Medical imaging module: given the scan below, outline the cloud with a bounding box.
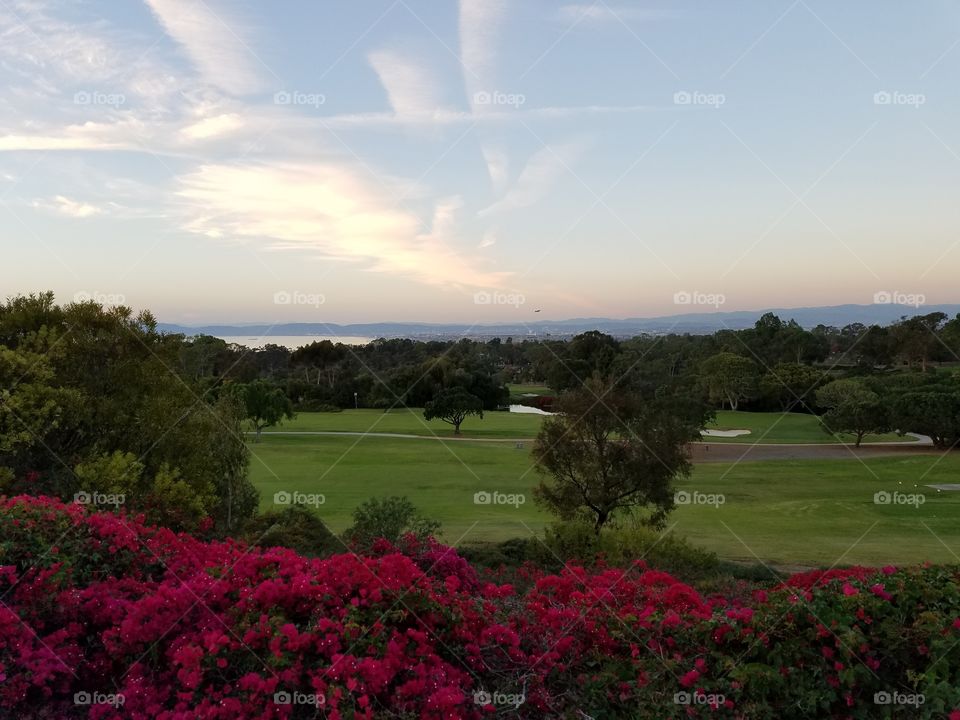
[368,49,445,119]
[478,230,497,248]
[175,163,509,288]
[556,5,680,23]
[479,140,586,216]
[458,0,509,110]
[180,112,244,140]
[143,0,267,95]
[33,195,103,218]
[482,146,510,194]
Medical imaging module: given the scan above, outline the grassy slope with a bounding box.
[248,433,960,565]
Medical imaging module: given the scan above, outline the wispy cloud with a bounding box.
[175,163,509,288]
[368,49,446,119]
[143,0,267,95]
[459,0,509,108]
[479,140,587,216]
[556,5,681,23]
[32,195,103,218]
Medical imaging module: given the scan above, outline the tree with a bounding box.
[423,387,483,434]
[890,390,960,449]
[231,379,294,441]
[699,352,759,411]
[0,293,253,532]
[759,362,827,411]
[890,313,949,370]
[343,496,441,551]
[816,379,888,447]
[532,378,699,533]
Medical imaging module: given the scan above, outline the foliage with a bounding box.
[343,495,441,551]
[2,497,960,718]
[228,379,295,441]
[533,378,699,532]
[699,352,759,411]
[816,378,889,446]
[0,293,253,532]
[240,504,339,557]
[422,387,484,434]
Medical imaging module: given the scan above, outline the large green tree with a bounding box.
[816,379,889,447]
[533,378,700,533]
[230,379,295,441]
[699,352,759,411]
[423,387,483,434]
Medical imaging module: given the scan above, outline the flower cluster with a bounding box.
[1,496,959,718]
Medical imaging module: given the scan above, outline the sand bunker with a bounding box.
[509,404,554,415]
[701,429,752,438]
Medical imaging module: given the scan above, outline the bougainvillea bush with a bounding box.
[2,496,960,719]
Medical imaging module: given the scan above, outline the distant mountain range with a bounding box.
[157,303,960,342]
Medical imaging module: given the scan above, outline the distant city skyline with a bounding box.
[2,1,960,322]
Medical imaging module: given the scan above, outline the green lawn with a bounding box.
[248,434,547,541]
[674,454,960,566]
[706,410,910,444]
[247,433,960,565]
[276,408,543,438]
[272,408,911,445]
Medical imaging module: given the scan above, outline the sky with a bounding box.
[1,0,959,325]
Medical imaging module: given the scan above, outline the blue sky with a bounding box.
[1,0,959,324]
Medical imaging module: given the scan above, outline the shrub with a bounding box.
[239,504,340,557]
[1,496,960,719]
[343,496,441,552]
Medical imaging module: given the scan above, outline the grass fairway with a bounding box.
[248,433,960,565]
[676,455,960,566]
[249,434,549,541]
[273,409,910,444]
[706,410,909,444]
[277,408,543,438]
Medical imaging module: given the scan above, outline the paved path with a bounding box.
[255,431,536,443]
